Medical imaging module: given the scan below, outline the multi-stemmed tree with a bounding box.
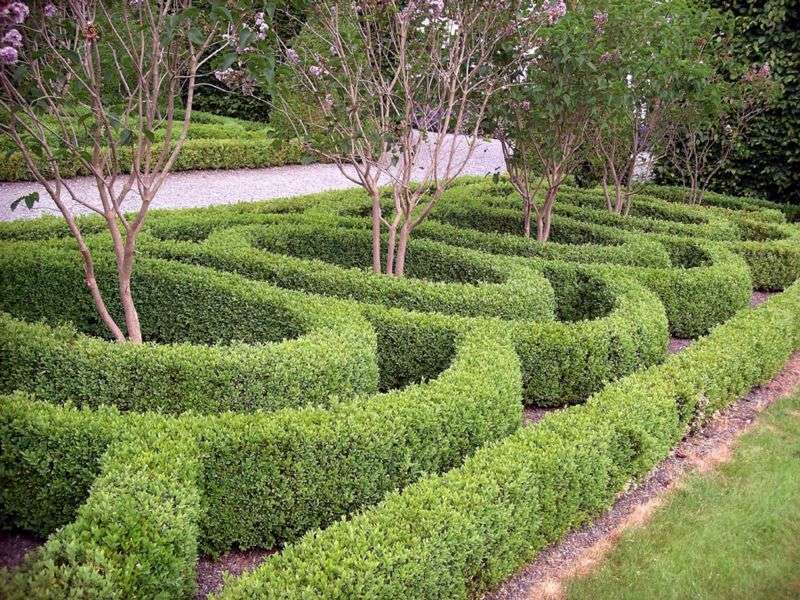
[0,0,257,342]
[586,0,718,214]
[663,43,778,204]
[487,0,615,241]
[266,0,533,275]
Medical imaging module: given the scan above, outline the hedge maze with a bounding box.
[2,180,800,598]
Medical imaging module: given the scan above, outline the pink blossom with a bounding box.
[594,11,607,34]
[309,64,324,77]
[254,11,269,40]
[743,63,772,82]
[0,45,18,64]
[3,2,30,24]
[286,48,300,65]
[321,93,334,112]
[3,28,21,48]
[599,49,619,63]
[43,3,57,17]
[521,100,531,111]
[539,0,566,26]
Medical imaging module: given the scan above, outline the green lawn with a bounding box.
[568,389,800,600]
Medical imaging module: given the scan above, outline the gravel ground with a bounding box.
[0,134,504,222]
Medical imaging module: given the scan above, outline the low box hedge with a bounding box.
[215,278,800,600]
[0,244,379,413]
[136,219,667,406]
[0,321,523,560]
[1,419,201,599]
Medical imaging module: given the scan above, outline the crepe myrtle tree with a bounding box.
[487,0,616,242]
[0,0,263,342]
[260,0,537,276]
[587,0,719,215]
[664,39,778,205]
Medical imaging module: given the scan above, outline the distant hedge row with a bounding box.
[0,112,303,182]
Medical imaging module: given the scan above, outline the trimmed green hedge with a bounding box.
[639,184,800,223]
[144,223,557,322]
[0,111,303,182]
[215,278,800,600]
[0,321,522,557]
[136,221,667,406]
[1,418,201,599]
[0,244,379,413]
[426,195,751,337]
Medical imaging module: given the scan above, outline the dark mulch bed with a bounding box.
[523,406,557,425]
[0,530,44,569]
[484,350,800,600]
[750,290,774,308]
[668,338,692,354]
[196,547,277,600]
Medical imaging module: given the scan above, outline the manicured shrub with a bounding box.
[2,178,798,600]
[216,280,800,600]
[0,322,523,555]
[0,245,379,413]
[0,112,303,182]
[135,221,667,405]
[1,413,201,599]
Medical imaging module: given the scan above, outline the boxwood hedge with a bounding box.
[134,220,667,406]
[215,278,800,600]
[0,244,379,413]
[1,179,799,599]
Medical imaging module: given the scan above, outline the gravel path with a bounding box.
[0,134,504,221]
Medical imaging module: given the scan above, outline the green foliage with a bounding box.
[216,279,800,600]
[1,179,799,598]
[0,112,300,182]
[0,245,379,413]
[658,0,800,203]
[1,415,201,599]
[568,388,800,600]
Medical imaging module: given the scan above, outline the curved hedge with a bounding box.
[2,179,798,599]
[136,220,668,406]
[0,111,303,182]
[214,278,800,600]
[0,244,379,414]
[426,195,751,337]
[0,320,522,559]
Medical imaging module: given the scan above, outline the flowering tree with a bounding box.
[664,51,778,204]
[264,0,532,276]
[0,0,258,342]
[487,0,615,241]
[586,0,718,214]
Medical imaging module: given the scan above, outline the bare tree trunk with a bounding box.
[385,221,398,276]
[523,197,532,238]
[118,247,142,343]
[370,191,383,274]
[393,221,413,277]
[79,245,126,342]
[537,185,558,242]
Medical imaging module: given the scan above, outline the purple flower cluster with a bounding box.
[539,0,566,26]
[593,11,607,35]
[743,63,772,82]
[1,0,30,65]
[214,67,257,95]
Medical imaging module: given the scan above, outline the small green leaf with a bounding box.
[11,192,40,212]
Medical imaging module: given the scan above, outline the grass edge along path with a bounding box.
[566,379,800,600]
